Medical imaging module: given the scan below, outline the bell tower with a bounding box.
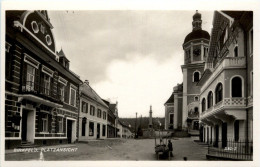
[181,10,210,130]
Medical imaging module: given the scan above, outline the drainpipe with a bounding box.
[243,21,249,145]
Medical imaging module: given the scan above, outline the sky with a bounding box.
[48,10,214,118]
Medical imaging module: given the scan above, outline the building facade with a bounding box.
[103,100,117,138]
[164,93,174,130]
[79,81,108,140]
[165,11,210,132]
[198,11,253,150]
[5,11,81,149]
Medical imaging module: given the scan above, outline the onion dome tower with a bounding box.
[181,10,210,130]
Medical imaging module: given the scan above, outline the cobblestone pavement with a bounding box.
[5,137,208,161]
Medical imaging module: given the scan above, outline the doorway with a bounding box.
[67,120,72,143]
[21,110,28,141]
[222,123,227,148]
[97,123,100,139]
[214,125,219,147]
[21,109,35,143]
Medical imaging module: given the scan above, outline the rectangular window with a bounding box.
[89,122,94,136]
[42,114,48,132]
[43,74,51,95]
[26,64,36,91]
[90,105,95,116]
[169,114,174,124]
[97,109,102,118]
[59,84,65,101]
[103,111,107,120]
[102,125,106,136]
[70,86,76,106]
[58,117,63,133]
[249,29,253,55]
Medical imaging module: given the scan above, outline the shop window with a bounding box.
[215,83,223,104]
[42,114,48,132]
[89,122,94,136]
[232,77,242,97]
[58,117,63,133]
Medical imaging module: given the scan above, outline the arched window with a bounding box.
[234,46,238,57]
[193,71,200,82]
[202,98,206,112]
[215,83,223,104]
[194,96,199,101]
[194,107,199,116]
[232,77,242,97]
[207,91,213,108]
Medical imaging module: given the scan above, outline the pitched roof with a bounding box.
[80,83,108,108]
[57,48,70,61]
[165,93,174,104]
[109,104,116,112]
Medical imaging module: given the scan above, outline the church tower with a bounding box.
[181,10,210,130]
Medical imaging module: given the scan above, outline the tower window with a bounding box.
[193,71,200,82]
[234,46,238,57]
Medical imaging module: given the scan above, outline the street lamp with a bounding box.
[135,112,137,138]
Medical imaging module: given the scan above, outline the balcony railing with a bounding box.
[21,81,63,104]
[223,57,246,68]
[208,139,253,160]
[201,97,246,117]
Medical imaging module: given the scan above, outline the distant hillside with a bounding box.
[119,117,165,132]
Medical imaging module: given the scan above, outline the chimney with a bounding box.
[84,80,89,85]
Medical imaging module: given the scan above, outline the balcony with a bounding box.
[202,57,246,92]
[20,81,63,107]
[201,97,246,119]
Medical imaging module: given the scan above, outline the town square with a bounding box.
[1,2,257,166]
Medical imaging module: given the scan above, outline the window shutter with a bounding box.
[50,77,54,97]
[81,101,84,112]
[55,115,59,133]
[22,63,27,86]
[40,72,44,94]
[35,68,40,92]
[63,117,66,133]
[64,85,70,103]
[37,112,43,132]
[48,114,52,133]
